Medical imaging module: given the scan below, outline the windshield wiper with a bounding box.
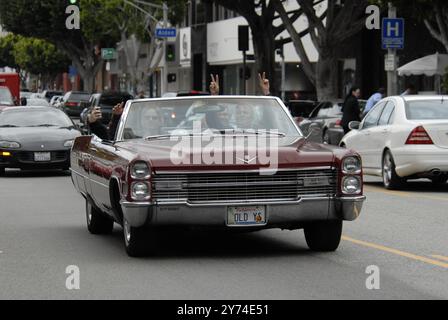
[0,125,19,128]
[218,129,286,137]
[145,133,207,140]
[28,124,58,127]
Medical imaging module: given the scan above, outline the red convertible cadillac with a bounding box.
[71,96,366,257]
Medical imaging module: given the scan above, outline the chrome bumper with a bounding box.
[120,196,366,228]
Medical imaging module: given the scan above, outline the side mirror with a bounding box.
[306,122,320,139]
[348,121,361,131]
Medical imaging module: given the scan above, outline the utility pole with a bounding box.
[387,3,398,96]
[162,2,168,96]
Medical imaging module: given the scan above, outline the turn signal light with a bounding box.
[1,152,11,157]
[405,126,433,145]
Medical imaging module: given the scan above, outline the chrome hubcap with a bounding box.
[383,154,392,185]
[124,220,131,243]
[86,204,92,225]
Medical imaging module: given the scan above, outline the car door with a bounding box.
[349,102,386,169]
[88,136,119,215]
[373,101,396,169]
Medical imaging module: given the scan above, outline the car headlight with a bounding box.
[64,140,74,148]
[342,156,361,174]
[131,182,150,201]
[131,161,151,179]
[0,141,21,149]
[342,176,362,195]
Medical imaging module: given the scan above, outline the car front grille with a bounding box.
[152,169,338,203]
[18,151,69,163]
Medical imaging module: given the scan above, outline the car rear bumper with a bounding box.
[120,196,366,228]
[0,149,70,170]
[393,146,448,177]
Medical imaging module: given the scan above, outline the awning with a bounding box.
[397,53,448,77]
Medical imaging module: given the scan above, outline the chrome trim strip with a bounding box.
[153,196,333,207]
[154,167,335,175]
[338,196,366,202]
[120,201,152,207]
[71,169,109,189]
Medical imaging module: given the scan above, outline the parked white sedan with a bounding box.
[340,95,448,189]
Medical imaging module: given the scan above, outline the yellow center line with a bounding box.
[431,255,448,263]
[342,235,448,269]
[364,185,448,202]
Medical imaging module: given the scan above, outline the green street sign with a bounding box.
[101,48,117,60]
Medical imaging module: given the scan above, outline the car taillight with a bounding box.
[405,126,433,145]
[335,119,342,127]
[65,102,78,107]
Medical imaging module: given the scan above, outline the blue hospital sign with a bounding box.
[382,18,405,50]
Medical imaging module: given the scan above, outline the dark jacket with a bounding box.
[341,95,361,128]
[88,115,121,141]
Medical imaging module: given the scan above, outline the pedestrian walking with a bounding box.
[364,88,385,114]
[341,87,362,135]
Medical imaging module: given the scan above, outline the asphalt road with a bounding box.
[0,169,447,300]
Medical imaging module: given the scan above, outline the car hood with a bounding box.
[117,136,337,171]
[0,127,81,150]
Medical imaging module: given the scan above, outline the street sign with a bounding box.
[156,28,177,38]
[382,18,405,50]
[384,54,398,71]
[101,48,117,60]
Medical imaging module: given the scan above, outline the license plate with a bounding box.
[227,206,266,226]
[34,152,51,162]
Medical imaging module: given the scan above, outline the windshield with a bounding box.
[121,98,300,140]
[68,93,91,102]
[0,109,73,127]
[0,88,14,106]
[406,99,448,120]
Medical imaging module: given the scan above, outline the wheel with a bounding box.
[86,200,114,235]
[322,130,331,144]
[304,220,343,252]
[123,218,156,257]
[431,176,447,186]
[0,167,5,176]
[382,150,404,190]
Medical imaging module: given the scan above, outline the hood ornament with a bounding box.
[237,156,257,164]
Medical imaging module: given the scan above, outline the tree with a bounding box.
[273,0,368,100]
[0,34,20,70]
[203,0,305,96]
[81,0,184,94]
[0,0,118,92]
[12,37,71,87]
[379,0,448,53]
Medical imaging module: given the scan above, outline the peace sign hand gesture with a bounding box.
[258,72,270,96]
[210,74,220,96]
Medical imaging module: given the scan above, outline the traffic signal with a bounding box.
[238,25,249,52]
[166,44,176,62]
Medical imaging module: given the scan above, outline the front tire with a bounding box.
[86,200,114,235]
[0,167,5,176]
[304,220,343,252]
[123,219,156,257]
[382,150,404,190]
[431,176,448,186]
